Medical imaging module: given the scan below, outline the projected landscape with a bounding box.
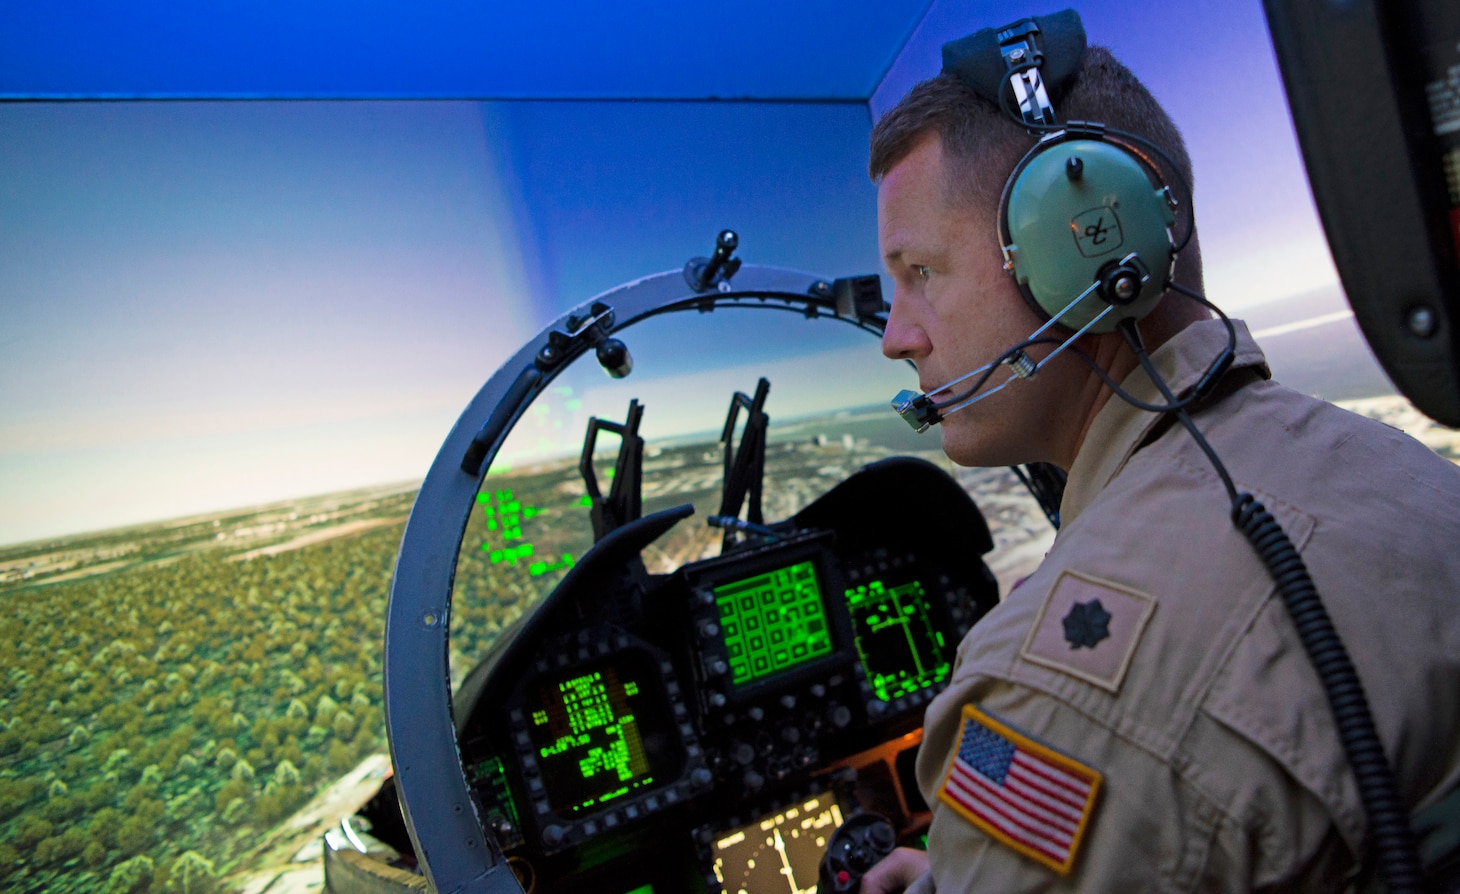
[2,396,1455,893]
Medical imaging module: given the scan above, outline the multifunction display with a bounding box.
[524,653,678,816]
[844,579,951,702]
[714,560,832,686]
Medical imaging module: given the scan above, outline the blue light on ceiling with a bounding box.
[1,1,933,100]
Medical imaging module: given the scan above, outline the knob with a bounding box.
[869,822,895,850]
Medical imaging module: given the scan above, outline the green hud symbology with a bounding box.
[844,580,950,701]
[715,561,832,685]
[476,489,574,577]
[529,666,654,814]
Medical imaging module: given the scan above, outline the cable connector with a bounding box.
[1004,349,1038,379]
[891,390,940,433]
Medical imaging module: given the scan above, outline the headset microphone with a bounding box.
[891,284,1125,432]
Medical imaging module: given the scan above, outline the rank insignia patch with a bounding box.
[937,704,1102,875]
[1062,599,1111,648]
[1021,570,1155,693]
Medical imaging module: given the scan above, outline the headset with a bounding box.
[890,9,1215,434]
[963,10,1182,334]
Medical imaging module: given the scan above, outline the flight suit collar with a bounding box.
[1060,318,1270,527]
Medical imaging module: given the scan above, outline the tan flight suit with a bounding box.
[907,319,1460,892]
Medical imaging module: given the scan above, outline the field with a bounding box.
[2,392,1456,893]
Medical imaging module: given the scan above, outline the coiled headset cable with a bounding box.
[1115,312,1424,894]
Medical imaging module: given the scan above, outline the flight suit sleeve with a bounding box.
[913,665,1361,893]
[915,674,1229,893]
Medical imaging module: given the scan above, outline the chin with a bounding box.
[938,421,997,468]
[938,416,1040,469]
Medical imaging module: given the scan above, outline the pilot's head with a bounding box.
[871,46,1206,470]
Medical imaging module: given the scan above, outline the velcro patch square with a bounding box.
[938,704,1102,875]
[1020,570,1156,693]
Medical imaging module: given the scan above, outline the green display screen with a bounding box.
[526,654,677,816]
[845,580,950,701]
[715,560,832,686]
[468,755,521,843]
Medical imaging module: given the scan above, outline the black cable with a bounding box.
[924,332,1195,420]
[1120,320,1238,503]
[935,282,1235,418]
[1117,318,1424,893]
[926,335,1062,411]
[1231,497,1423,893]
[1011,463,1066,530]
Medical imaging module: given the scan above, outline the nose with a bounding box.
[881,289,931,361]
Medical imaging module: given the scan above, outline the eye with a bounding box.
[913,265,932,282]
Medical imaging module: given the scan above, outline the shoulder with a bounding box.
[916,672,1298,892]
[926,382,1460,885]
[1190,380,1460,514]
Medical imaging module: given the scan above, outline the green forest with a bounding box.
[1,518,404,892]
[0,443,648,894]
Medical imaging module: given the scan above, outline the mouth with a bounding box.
[921,380,954,402]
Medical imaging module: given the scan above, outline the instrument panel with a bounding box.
[356,457,999,892]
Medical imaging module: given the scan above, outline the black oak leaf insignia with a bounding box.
[1062,599,1112,649]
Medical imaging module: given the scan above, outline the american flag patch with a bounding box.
[937,704,1101,875]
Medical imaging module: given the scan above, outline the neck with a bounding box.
[1055,333,1139,470]
[1055,304,1205,468]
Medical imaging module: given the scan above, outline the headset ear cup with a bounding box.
[1000,134,1177,333]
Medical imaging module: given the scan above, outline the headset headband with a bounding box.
[941,9,1088,130]
[935,9,1180,335]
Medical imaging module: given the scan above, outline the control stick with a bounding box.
[819,813,897,892]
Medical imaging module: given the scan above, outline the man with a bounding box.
[862,40,1460,893]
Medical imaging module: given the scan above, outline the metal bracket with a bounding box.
[684,229,743,293]
[999,19,1056,128]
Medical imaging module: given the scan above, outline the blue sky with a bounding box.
[0,1,1350,545]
